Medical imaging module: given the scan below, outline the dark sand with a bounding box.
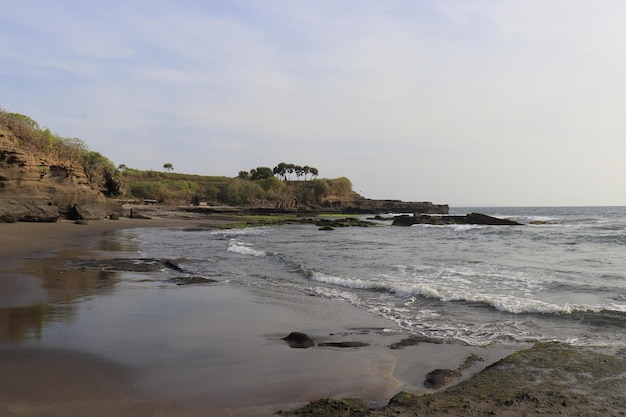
[2,218,624,417]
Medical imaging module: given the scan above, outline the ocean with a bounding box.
[129,206,626,348]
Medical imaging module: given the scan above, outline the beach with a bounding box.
[1,217,625,417]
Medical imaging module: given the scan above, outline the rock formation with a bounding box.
[0,127,109,222]
[392,212,524,226]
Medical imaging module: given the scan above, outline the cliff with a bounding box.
[0,126,109,222]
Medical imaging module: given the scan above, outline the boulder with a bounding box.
[0,198,59,223]
[424,368,462,389]
[282,332,318,348]
[72,202,107,220]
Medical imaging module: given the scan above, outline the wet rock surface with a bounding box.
[423,368,462,389]
[282,342,626,417]
[165,276,218,285]
[69,258,189,273]
[282,331,371,349]
[392,212,524,226]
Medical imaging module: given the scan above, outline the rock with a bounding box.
[389,335,447,349]
[0,133,110,222]
[282,332,318,348]
[69,258,187,273]
[130,209,151,219]
[342,199,449,214]
[163,260,186,272]
[318,341,370,348]
[278,398,370,416]
[466,212,523,225]
[392,212,524,226]
[424,368,462,389]
[166,276,218,285]
[73,202,107,220]
[0,198,60,223]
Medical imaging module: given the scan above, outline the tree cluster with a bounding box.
[238,163,319,182]
[273,163,319,181]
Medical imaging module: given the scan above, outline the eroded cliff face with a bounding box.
[0,127,108,222]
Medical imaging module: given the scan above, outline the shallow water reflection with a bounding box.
[0,235,130,343]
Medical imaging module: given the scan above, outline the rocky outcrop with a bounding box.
[0,131,109,222]
[393,212,524,226]
[338,198,448,215]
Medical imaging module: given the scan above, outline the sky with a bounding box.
[2,1,625,207]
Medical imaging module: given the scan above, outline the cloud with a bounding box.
[2,0,626,205]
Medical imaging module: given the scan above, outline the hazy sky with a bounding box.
[2,1,625,206]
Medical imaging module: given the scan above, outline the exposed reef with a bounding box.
[392,212,524,226]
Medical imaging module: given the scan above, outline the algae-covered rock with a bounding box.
[424,368,462,389]
[372,342,626,417]
[279,398,370,417]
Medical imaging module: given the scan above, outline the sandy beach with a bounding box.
[0,218,509,416]
[1,217,625,417]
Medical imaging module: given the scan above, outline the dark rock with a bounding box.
[166,276,218,285]
[70,258,185,273]
[392,212,524,226]
[318,341,370,348]
[424,368,462,389]
[282,332,318,348]
[466,212,523,225]
[342,199,448,215]
[163,260,186,272]
[389,335,447,349]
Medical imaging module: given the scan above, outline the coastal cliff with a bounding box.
[0,126,109,222]
[0,108,448,222]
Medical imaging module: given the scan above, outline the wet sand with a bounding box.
[5,218,623,417]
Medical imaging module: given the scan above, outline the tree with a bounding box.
[294,165,304,180]
[250,166,274,180]
[273,162,289,180]
[163,163,174,172]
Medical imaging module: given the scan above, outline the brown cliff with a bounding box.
[0,126,109,222]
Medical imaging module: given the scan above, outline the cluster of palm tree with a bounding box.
[273,162,319,181]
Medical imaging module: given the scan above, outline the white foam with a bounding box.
[227,239,266,257]
[310,271,387,290]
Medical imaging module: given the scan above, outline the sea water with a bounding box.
[129,206,626,348]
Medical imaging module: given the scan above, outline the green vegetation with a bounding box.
[118,167,356,206]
